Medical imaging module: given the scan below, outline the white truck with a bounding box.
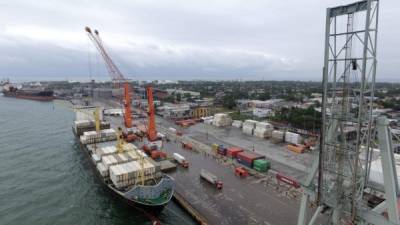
[173,153,189,168]
[200,169,223,189]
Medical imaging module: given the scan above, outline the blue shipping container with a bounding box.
[217,148,227,155]
[237,158,252,168]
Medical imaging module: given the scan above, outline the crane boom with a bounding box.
[85,26,133,129]
[146,85,157,141]
[85,27,124,82]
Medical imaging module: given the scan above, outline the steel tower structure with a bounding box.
[297,1,399,224]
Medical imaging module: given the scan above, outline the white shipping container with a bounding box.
[91,153,101,163]
[212,113,232,127]
[102,155,118,169]
[256,122,273,129]
[97,162,109,177]
[109,161,157,188]
[97,146,117,156]
[243,120,258,128]
[242,126,254,135]
[285,132,303,144]
[173,153,186,164]
[232,120,243,128]
[253,127,273,138]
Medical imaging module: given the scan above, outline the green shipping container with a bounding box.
[253,159,270,172]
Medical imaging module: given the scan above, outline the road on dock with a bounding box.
[164,139,303,225]
[156,116,315,182]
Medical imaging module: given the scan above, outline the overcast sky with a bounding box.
[0,0,399,82]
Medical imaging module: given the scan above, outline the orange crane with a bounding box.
[146,85,157,141]
[85,26,133,130]
[142,85,163,153]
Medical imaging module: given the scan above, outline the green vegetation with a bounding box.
[379,98,400,110]
[271,106,321,130]
[229,111,253,121]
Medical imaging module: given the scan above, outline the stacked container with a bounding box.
[91,153,101,163]
[226,147,243,158]
[253,159,270,172]
[96,146,117,156]
[271,130,285,143]
[232,120,243,128]
[212,113,232,127]
[242,120,257,135]
[284,132,303,144]
[80,129,117,144]
[217,145,227,155]
[109,161,158,189]
[101,152,138,170]
[73,120,111,136]
[253,122,274,138]
[97,162,109,177]
[211,143,219,152]
[236,151,265,168]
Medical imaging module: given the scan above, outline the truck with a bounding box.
[173,153,189,168]
[234,166,248,178]
[200,169,223,189]
[182,142,193,150]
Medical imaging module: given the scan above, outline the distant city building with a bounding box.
[253,108,274,118]
[166,88,201,98]
[158,103,191,119]
[93,88,113,99]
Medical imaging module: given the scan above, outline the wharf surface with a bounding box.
[97,102,319,225]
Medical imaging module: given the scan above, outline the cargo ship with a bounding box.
[1,81,55,101]
[72,107,174,214]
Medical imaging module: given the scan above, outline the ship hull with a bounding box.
[2,91,55,101]
[74,133,172,215]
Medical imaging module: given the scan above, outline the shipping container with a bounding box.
[226,147,243,158]
[232,120,243,128]
[286,144,305,154]
[284,131,303,144]
[96,162,108,177]
[237,151,265,164]
[253,159,270,172]
[236,158,252,168]
[276,173,300,188]
[211,143,219,152]
[173,153,189,167]
[200,169,223,189]
[271,130,285,143]
[217,147,227,156]
[151,150,167,160]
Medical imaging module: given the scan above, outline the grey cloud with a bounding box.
[0,0,399,81]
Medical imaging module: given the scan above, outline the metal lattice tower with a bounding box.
[319,0,379,223]
[297,1,399,225]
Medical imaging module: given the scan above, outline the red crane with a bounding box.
[85,26,132,129]
[146,85,157,141]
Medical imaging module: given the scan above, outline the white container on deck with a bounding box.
[109,161,157,188]
[97,162,109,177]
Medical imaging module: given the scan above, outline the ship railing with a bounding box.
[124,176,174,202]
